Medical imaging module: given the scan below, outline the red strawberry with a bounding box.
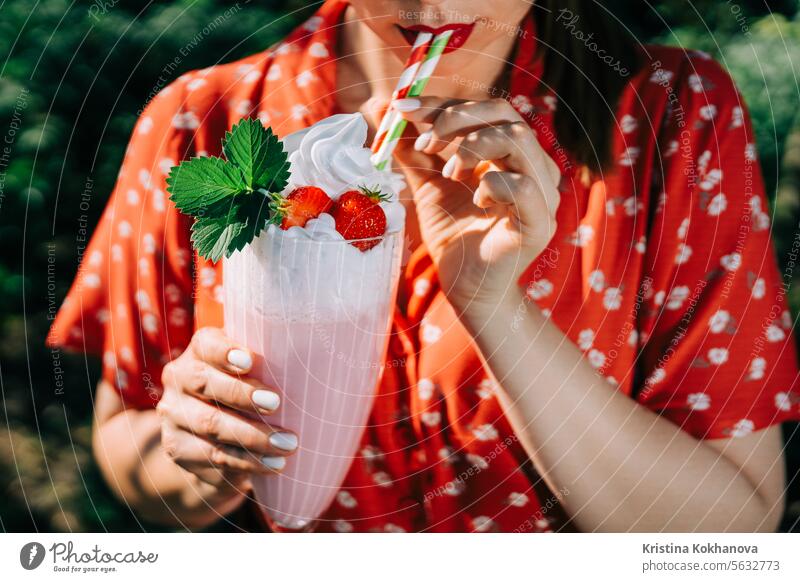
[331,187,388,251]
[270,186,333,230]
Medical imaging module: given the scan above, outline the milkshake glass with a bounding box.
[223,226,403,529]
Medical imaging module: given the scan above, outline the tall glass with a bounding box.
[222,227,403,530]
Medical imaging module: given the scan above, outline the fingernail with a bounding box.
[270,432,298,452]
[252,390,280,412]
[227,349,252,371]
[414,131,432,151]
[261,456,286,470]
[442,155,457,179]
[394,98,421,112]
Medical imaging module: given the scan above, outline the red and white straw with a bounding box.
[371,30,453,171]
[370,31,433,155]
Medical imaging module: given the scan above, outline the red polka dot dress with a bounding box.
[47,0,800,532]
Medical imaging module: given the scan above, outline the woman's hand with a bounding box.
[390,96,561,316]
[157,327,298,494]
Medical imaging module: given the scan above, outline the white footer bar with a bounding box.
[1,532,798,581]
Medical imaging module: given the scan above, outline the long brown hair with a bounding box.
[535,1,642,173]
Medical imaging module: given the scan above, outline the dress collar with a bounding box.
[508,7,544,98]
[272,2,568,174]
[296,0,545,114]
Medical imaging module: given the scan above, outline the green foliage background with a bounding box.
[1,0,798,532]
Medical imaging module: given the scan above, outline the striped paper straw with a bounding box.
[371,31,433,155]
[371,29,453,171]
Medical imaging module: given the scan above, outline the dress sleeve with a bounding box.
[46,79,196,410]
[635,54,800,439]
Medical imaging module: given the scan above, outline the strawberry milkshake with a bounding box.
[222,113,405,529]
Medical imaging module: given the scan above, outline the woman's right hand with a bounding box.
[157,327,298,492]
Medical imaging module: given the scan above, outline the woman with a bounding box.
[48,0,800,532]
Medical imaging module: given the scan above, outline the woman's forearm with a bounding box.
[460,288,778,532]
[92,404,247,529]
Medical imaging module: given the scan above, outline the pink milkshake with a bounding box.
[222,113,406,529]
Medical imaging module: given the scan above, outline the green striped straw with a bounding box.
[371,29,454,171]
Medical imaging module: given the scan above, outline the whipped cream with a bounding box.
[223,113,406,319]
[275,112,406,240]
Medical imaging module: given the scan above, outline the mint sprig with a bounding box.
[166,157,247,214]
[166,118,290,263]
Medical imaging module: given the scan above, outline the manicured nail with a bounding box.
[414,131,432,151]
[394,98,421,112]
[261,456,286,470]
[270,432,298,452]
[252,390,280,412]
[227,349,252,371]
[442,155,457,179]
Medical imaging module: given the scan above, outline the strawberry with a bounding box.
[331,186,388,251]
[270,186,333,230]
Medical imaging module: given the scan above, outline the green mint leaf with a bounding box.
[231,189,273,246]
[166,156,247,215]
[223,119,291,192]
[168,118,292,261]
[191,191,272,263]
[191,212,247,264]
[259,131,291,193]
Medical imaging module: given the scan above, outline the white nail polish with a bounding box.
[442,156,457,179]
[261,456,286,470]
[270,432,298,452]
[227,349,252,371]
[394,98,421,112]
[252,390,280,412]
[414,131,432,151]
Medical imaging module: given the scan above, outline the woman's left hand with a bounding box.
[388,96,562,317]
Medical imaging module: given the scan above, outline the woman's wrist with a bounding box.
[113,412,248,528]
[455,285,538,339]
[167,466,249,529]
